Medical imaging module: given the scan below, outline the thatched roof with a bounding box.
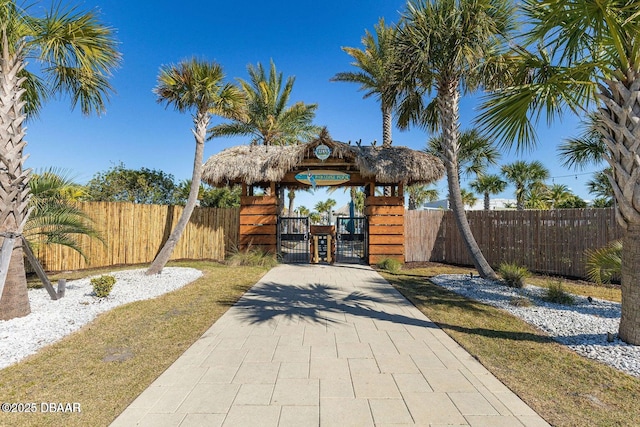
[202,130,444,187]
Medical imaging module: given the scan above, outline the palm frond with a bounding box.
[585,239,622,284]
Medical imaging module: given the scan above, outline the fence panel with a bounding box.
[405,208,622,279]
[31,202,239,272]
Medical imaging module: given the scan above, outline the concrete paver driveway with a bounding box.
[112,264,549,427]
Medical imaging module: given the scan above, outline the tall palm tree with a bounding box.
[209,60,320,146]
[393,0,516,279]
[477,0,640,343]
[146,59,244,275]
[0,2,120,320]
[501,161,549,210]
[332,18,398,148]
[209,60,320,210]
[470,174,507,211]
[406,184,439,210]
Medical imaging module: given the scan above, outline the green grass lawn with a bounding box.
[382,263,639,427]
[1,261,268,427]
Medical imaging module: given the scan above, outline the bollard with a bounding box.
[57,279,66,299]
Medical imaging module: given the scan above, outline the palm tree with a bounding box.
[460,189,478,209]
[332,18,398,148]
[314,199,336,225]
[25,168,102,259]
[209,60,320,146]
[146,59,244,275]
[392,0,516,279]
[587,169,614,206]
[546,184,572,209]
[209,60,320,211]
[524,184,550,210]
[309,212,322,225]
[585,240,622,285]
[0,2,120,320]
[470,174,507,210]
[476,0,640,343]
[427,128,501,208]
[427,129,501,180]
[406,184,439,210]
[295,206,310,217]
[501,161,549,210]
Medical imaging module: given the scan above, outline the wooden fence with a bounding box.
[405,208,623,279]
[31,202,623,280]
[31,202,239,272]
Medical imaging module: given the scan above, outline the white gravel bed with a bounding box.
[0,267,202,370]
[431,274,640,377]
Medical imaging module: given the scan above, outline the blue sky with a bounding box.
[25,0,599,211]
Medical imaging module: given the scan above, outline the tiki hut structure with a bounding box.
[203,129,444,264]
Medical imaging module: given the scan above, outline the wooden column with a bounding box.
[366,195,404,265]
[239,194,278,253]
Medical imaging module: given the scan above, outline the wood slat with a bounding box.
[365,205,404,215]
[240,196,278,206]
[365,196,404,206]
[369,234,404,245]
[240,224,277,236]
[369,245,404,255]
[369,225,405,235]
[240,205,279,215]
[368,215,404,226]
[239,214,278,225]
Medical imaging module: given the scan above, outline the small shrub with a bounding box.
[377,258,402,273]
[91,275,116,298]
[498,263,530,288]
[544,280,575,305]
[509,296,533,307]
[227,247,278,268]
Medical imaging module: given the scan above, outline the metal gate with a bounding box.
[278,217,310,263]
[336,217,367,263]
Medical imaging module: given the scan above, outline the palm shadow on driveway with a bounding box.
[230,281,439,330]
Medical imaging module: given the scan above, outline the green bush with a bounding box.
[91,275,116,298]
[544,281,575,305]
[498,263,530,288]
[376,258,402,273]
[227,247,278,268]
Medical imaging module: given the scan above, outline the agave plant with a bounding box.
[585,240,622,285]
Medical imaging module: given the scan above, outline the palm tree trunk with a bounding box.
[483,192,490,211]
[599,73,640,344]
[0,36,31,319]
[382,105,392,148]
[146,111,208,275]
[439,80,497,280]
[619,223,640,344]
[288,190,295,216]
[382,105,393,197]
